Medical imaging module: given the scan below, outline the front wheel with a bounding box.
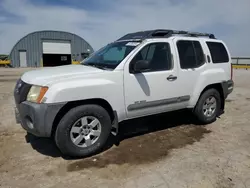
[193,88,221,124]
[55,104,112,157]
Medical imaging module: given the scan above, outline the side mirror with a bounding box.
[134,60,150,73]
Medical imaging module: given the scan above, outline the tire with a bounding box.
[55,104,112,157]
[193,88,221,124]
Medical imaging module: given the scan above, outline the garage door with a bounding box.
[42,42,71,54]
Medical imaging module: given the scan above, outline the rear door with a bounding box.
[172,38,209,106]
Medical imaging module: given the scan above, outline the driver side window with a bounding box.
[129,42,172,73]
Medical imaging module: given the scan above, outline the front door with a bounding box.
[124,41,189,119]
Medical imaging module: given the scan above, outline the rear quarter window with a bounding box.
[206,42,229,63]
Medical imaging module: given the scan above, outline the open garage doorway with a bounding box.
[42,41,72,67]
[42,54,71,67]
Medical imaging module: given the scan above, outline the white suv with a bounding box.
[14,29,234,157]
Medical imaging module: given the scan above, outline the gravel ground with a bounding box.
[0,68,250,188]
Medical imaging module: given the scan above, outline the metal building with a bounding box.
[10,30,94,67]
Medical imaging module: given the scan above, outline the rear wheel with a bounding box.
[55,104,112,157]
[194,88,221,124]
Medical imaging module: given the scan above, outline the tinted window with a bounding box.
[177,41,196,69]
[193,41,205,66]
[140,45,149,60]
[146,45,156,61]
[130,43,172,72]
[206,42,229,63]
[177,40,205,69]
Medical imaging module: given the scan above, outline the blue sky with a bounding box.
[0,0,250,56]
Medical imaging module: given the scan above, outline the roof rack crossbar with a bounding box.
[116,29,216,41]
[150,29,215,39]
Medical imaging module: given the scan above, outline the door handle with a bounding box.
[167,75,177,81]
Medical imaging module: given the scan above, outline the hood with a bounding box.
[21,65,104,86]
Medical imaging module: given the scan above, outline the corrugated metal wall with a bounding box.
[10,30,94,67]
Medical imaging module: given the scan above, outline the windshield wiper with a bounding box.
[83,63,112,70]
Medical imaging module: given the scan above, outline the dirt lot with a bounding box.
[0,68,250,188]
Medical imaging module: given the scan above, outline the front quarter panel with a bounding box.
[44,72,126,121]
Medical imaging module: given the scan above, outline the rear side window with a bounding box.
[206,42,229,63]
[193,41,205,66]
[177,40,205,69]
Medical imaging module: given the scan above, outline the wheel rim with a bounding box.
[70,116,102,148]
[203,96,217,117]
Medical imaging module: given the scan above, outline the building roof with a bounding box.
[10,30,92,56]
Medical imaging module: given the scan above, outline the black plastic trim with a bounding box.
[111,111,119,136]
[16,101,66,137]
[14,79,32,104]
[221,80,234,99]
[127,95,190,111]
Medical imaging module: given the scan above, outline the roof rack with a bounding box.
[117,29,216,41]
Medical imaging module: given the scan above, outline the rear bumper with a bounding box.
[222,79,234,99]
[15,101,65,137]
[227,80,234,95]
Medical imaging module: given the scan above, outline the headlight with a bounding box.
[27,85,48,103]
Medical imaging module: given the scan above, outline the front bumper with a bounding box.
[14,79,66,137]
[15,101,65,137]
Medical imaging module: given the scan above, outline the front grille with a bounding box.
[14,79,32,104]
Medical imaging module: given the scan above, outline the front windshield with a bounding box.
[81,41,141,70]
